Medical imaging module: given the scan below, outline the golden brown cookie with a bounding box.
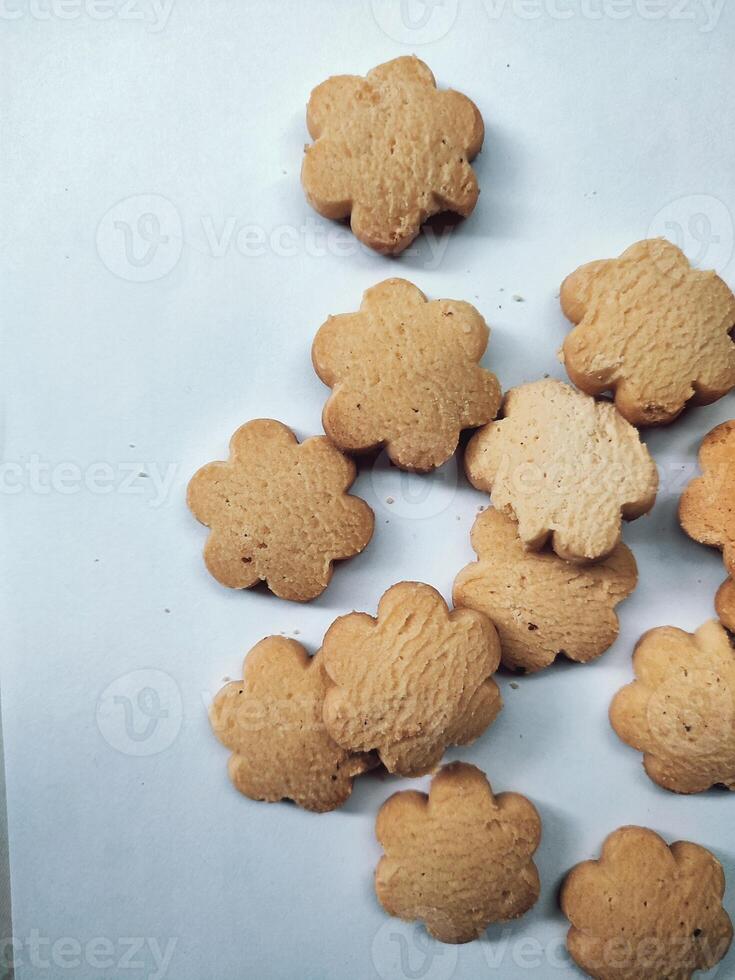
[375,762,541,944]
[679,420,735,575]
[312,278,502,472]
[560,238,735,426]
[465,379,658,562]
[301,56,484,255]
[561,826,733,980]
[610,620,735,793]
[210,637,374,812]
[321,582,502,776]
[716,578,735,633]
[453,507,638,673]
[187,419,374,601]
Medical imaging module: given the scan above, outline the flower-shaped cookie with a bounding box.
[453,507,638,673]
[561,826,733,980]
[187,420,374,601]
[610,620,735,793]
[717,578,735,633]
[375,762,542,944]
[210,637,374,812]
[312,278,502,472]
[679,420,735,576]
[321,582,502,776]
[465,379,659,562]
[301,56,484,254]
[560,238,735,426]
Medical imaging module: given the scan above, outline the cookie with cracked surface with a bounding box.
[375,762,542,944]
[321,582,502,777]
[610,620,735,794]
[453,507,637,673]
[187,419,374,601]
[312,278,502,472]
[679,420,735,576]
[210,637,374,812]
[465,379,658,562]
[561,825,733,980]
[716,578,735,633]
[560,238,735,426]
[301,56,484,254]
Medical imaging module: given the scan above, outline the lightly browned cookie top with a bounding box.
[465,378,659,563]
[679,420,735,576]
[610,620,735,794]
[210,637,374,812]
[321,582,502,777]
[312,278,502,472]
[717,578,735,633]
[187,419,374,602]
[375,762,542,944]
[560,238,735,426]
[561,826,733,980]
[453,507,638,673]
[301,56,484,255]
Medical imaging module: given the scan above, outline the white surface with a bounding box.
[3,2,735,978]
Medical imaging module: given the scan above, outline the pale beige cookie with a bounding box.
[301,56,484,255]
[465,379,658,562]
[321,582,502,776]
[187,419,374,602]
[375,762,541,944]
[716,578,735,633]
[210,637,373,812]
[453,507,638,673]
[679,420,735,576]
[312,278,502,472]
[560,238,735,426]
[610,620,735,794]
[561,826,733,980]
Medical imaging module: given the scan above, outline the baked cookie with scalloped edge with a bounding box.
[560,238,735,426]
[610,620,735,793]
[679,420,735,576]
[302,56,484,254]
[210,636,374,812]
[312,278,501,472]
[375,762,541,944]
[561,825,733,980]
[321,582,502,776]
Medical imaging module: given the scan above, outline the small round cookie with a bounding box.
[716,578,735,633]
[610,620,735,793]
[312,278,502,472]
[301,56,484,255]
[375,762,542,944]
[560,238,735,426]
[679,420,735,576]
[210,637,374,812]
[321,582,502,777]
[465,378,659,562]
[453,507,638,672]
[187,419,374,601]
[561,826,733,980]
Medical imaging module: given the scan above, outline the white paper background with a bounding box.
[3,1,734,978]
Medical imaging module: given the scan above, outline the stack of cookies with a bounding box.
[187,56,735,975]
